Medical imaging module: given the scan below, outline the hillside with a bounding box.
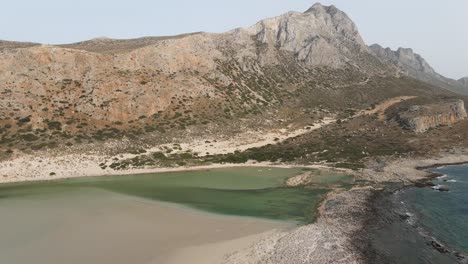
[0,3,465,165]
[459,77,468,88]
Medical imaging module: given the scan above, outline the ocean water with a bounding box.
[409,165,468,253]
[367,165,468,263]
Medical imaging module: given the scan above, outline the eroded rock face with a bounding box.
[369,44,468,95]
[246,3,368,68]
[369,44,436,75]
[397,100,467,133]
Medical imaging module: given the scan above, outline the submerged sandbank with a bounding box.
[0,188,291,264]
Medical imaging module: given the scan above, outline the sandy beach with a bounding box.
[0,117,337,184]
[0,188,291,264]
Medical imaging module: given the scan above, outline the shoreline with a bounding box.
[356,159,468,264]
[0,117,338,185]
[2,145,468,262]
[0,160,350,185]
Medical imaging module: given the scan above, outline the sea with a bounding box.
[365,164,468,263]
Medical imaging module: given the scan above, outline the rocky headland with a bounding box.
[396,99,467,133]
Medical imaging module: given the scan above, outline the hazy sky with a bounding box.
[0,0,466,79]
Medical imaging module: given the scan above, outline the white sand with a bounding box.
[0,118,337,184]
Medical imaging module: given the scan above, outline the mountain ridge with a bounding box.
[369,43,468,95]
[459,77,468,88]
[0,3,463,157]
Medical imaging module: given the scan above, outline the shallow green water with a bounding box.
[0,167,353,222]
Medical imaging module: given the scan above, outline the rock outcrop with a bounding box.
[459,77,468,89]
[245,3,369,68]
[397,100,467,133]
[369,44,468,95]
[369,44,436,75]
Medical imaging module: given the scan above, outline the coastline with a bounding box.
[2,144,468,262]
[0,117,339,184]
[0,158,349,185]
[356,158,468,264]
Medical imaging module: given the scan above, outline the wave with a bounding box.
[437,174,448,180]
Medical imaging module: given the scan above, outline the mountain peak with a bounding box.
[246,3,368,68]
[305,3,337,14]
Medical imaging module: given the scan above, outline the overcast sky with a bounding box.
[0,0,466,79]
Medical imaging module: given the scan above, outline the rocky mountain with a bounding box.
[245,3,371,68]
[459,77,468,88]
[0,3,460,155]
[369,44,468,95]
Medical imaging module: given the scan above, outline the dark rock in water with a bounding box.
[454,251,467,261]
[432,185,450,192]
[431,241,450,253]
[415,181,435,188]
[438,187,450,192]
[398,213,410,221]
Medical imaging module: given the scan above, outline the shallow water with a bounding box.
[0,188,287,264]
[0,167,353,264]
[0,167,353,222]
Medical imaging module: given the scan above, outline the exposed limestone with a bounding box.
[246,3,369,68]
[369,44,468,95]
[397,99,467,133]
[369,44,436,75]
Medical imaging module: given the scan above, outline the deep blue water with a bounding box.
[366,164,468,264]
[408,165,468,253]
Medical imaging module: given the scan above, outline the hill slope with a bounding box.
[0,3,462,157]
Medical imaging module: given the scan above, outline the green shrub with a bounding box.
[46,121,62,130]
[21,133,39,142]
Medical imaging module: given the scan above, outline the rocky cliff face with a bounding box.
[369,45,436,75]
[459,77,468,88]
[245,3,369,68]
[369,44,468,95]
[397,100,467,133]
